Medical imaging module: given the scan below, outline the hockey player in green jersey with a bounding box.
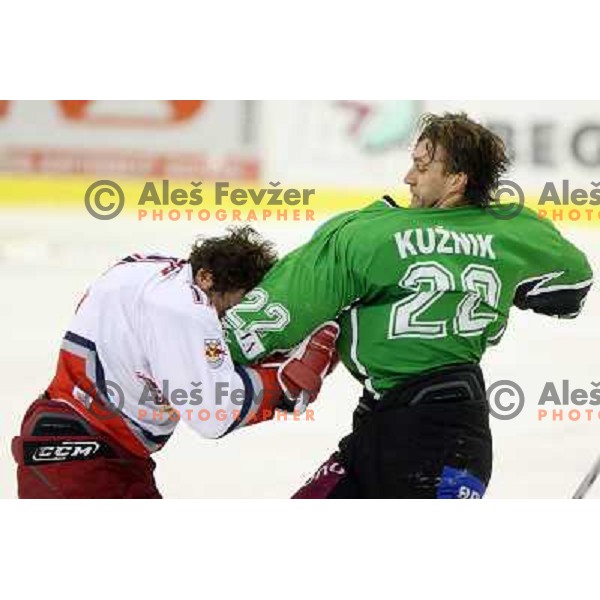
[225,112,594,498]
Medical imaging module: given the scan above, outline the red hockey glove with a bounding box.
[278,321,340,413]
[240,322,340,426]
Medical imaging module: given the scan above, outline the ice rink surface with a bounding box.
[1,208,599,498]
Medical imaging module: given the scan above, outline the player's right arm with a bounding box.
[224,208,368,365]
[143,298,339,437]
[143,299,266,438]
[513,219,593,318]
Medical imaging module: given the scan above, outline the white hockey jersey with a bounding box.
[46,254,261,457]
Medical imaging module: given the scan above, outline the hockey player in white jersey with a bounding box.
[12,226,339,498]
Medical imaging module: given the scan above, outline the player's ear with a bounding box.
[448,172,468,195]
[195,268,214,291]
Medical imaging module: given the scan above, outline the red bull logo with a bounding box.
[204,338,226,369]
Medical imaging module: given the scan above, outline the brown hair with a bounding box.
[189,226,277,292]
[416,112,510,206]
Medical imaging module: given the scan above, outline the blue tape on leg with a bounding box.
[437,466,486,499]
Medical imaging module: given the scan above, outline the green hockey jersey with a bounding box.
[224,197,593,397]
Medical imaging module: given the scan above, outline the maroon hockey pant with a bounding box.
[12,397,161,499]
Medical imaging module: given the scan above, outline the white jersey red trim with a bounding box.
[46,254,254,457]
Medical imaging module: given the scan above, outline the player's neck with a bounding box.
[433,194,469,209]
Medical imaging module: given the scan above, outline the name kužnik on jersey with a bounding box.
[395,227,496,260]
